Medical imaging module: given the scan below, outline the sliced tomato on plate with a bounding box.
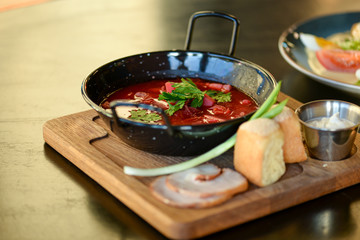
[316,49,360,73]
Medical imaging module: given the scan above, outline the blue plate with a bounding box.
[278,12,360,97]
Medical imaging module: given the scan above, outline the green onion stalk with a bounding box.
[123,81,287,177]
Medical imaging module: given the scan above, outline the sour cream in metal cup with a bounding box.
[295,100,360,161]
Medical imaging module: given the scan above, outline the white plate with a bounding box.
[278,12,360,97]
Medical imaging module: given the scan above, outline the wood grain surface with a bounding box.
[43,92,360,239]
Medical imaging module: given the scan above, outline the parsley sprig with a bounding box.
[158,78,204,116]
[129,109,162,123]
[206,90,231,102]
[158,78,232,116]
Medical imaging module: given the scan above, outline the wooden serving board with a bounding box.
[43,92,360,239]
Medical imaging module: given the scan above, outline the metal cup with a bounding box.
[295,100,360,161]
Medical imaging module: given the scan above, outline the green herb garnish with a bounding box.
[158,78,205,116]
[338,38,360,51]
[356,80,360,86]
[206,90,232,103]
[129,109,162,123]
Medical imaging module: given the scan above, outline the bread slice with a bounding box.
[273,105,307,163]
[234,118,285,187]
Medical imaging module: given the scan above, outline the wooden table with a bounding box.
[1,0,359,239]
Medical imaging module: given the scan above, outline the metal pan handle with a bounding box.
[184,11,240,56]
[110,101,175,136]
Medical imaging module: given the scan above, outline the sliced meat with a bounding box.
[175,163,221,181]
[150,176,231,208]
[210,105,231,115]
[221,84,231,93]
[166,167,248,198]
[206,83,232,93]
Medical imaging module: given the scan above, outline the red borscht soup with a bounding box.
[101,78,258,125]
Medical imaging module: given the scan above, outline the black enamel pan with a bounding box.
[81,11,277,156]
